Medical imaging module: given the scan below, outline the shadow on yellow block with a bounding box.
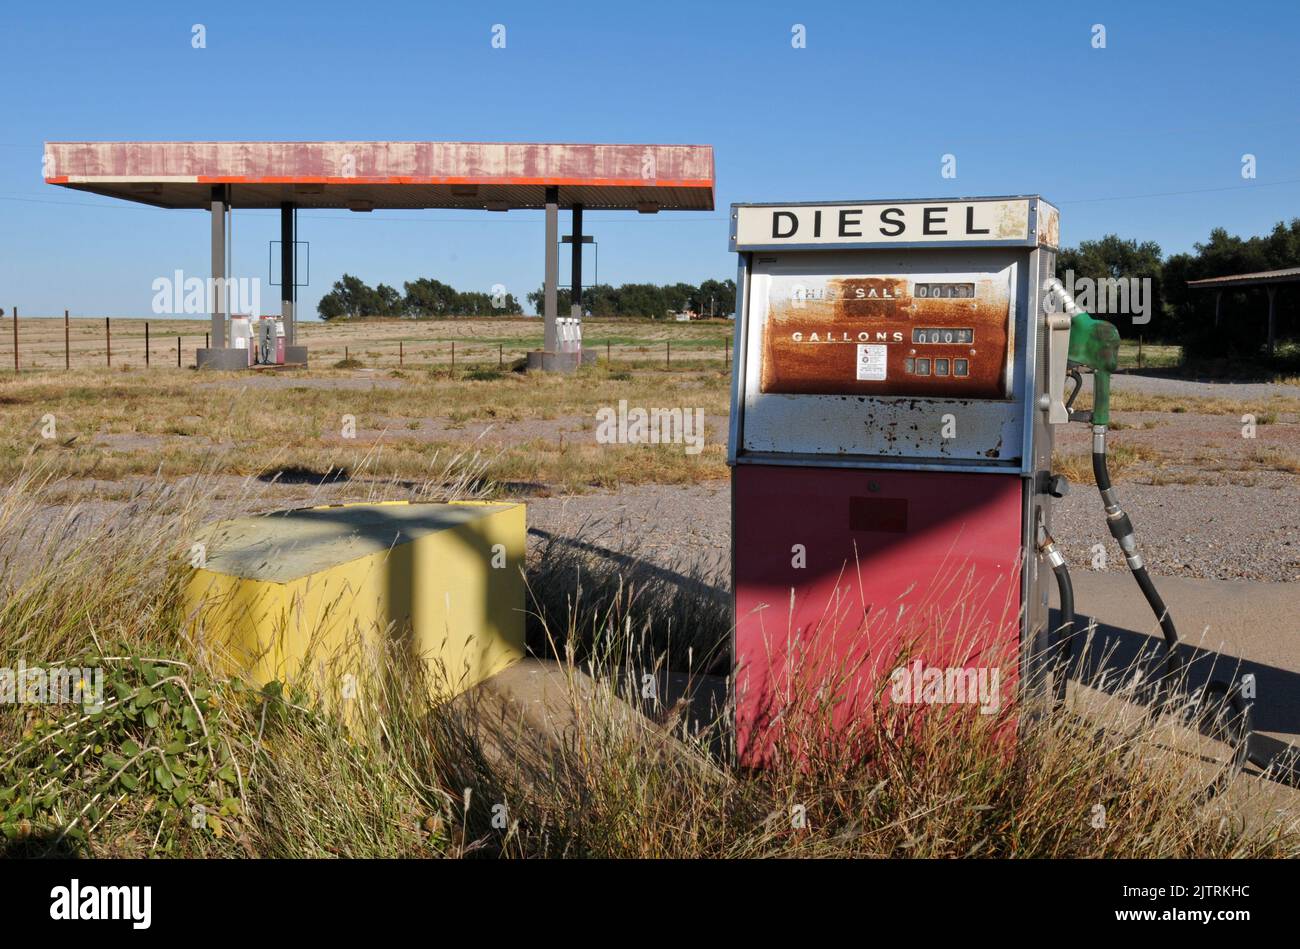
[183,500,526,709]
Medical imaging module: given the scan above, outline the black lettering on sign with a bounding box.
[879,207,905,237]
[966,205,990,235]
[772,211,798,239]
[838,209,863,237]
[923,206,948,235]
[813,209,822,238]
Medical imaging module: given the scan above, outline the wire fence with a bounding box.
[0,312,734,373]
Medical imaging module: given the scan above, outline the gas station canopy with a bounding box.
[42,141,715,212]
[43,140,714,371]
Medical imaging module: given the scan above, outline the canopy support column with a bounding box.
[1267,285,1277,355]
[544,186,559,353]
[570,203,583,318]
[210,185,227,348]
[280,202,296,345]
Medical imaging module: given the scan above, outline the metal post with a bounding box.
[11,305,17,373]
[544,185,559,353]
[666,340,671,368]
[399,340,403,366]
[570,204,583,318]
[106,318,111,367]
[606,340,611,365]
[498,343,503,368]
[451,341,456,369]
[725,333,730,370]
[145,322,150,366]
[281,202,296,346]
[64,309,70,370]
[211,185,227,348]
[177,335,181,367]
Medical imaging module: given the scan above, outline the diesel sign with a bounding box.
[733,198,1034,249]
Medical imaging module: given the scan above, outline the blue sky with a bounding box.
[1,0,1298,319]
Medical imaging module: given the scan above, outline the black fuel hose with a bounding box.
[1090,425,1252,795]
[1051,562,1075,702]
[1039,533,1075,703]
[1091,432,1179,678]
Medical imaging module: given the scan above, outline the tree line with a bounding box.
[1059,218,1300,358]
[525,279,736,319]
[317,275,737,321]
[317,276,525,320]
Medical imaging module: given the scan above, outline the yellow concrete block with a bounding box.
[183,500,526,702]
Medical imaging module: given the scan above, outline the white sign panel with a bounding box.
[855,344,888,381]
[735,200,1031,248]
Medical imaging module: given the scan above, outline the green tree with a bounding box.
[697,278,736,317]
[317,273,375,320]
[403,278,460,317]
[1057,235,1165,340]
[616,283,669,318]
[373,283,403,316]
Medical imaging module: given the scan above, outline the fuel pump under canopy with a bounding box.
[727,196,1062,766]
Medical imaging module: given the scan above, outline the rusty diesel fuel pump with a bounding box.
[728,196,1063,765]
[727,196,1251,788]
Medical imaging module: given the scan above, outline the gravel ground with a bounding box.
[524,477,1299,585]
[1052,482,1300,582]
[20,462,1295,586]
[526,482,730,581]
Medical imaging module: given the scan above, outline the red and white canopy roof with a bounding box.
[43,141,715,212]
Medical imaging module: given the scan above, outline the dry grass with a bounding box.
[0,359,731,491]
[1051,443,1164,486]
[0,465,1295,858]
[1109,391,1300,416]
[1247,445,1300,475]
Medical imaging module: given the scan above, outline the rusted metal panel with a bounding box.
[738,250,1025,464]
[1036,200,1060,249]
[43,142,715,210]
[759,272,1012,399]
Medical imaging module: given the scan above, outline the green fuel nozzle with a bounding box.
[1046,278,1121,427]
[1067,310,1120,426]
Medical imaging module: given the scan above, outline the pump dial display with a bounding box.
[759,272,1011,399]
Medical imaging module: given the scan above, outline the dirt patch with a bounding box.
[196,372,405,392]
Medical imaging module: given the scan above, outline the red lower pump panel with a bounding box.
[733,464,1025,766]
